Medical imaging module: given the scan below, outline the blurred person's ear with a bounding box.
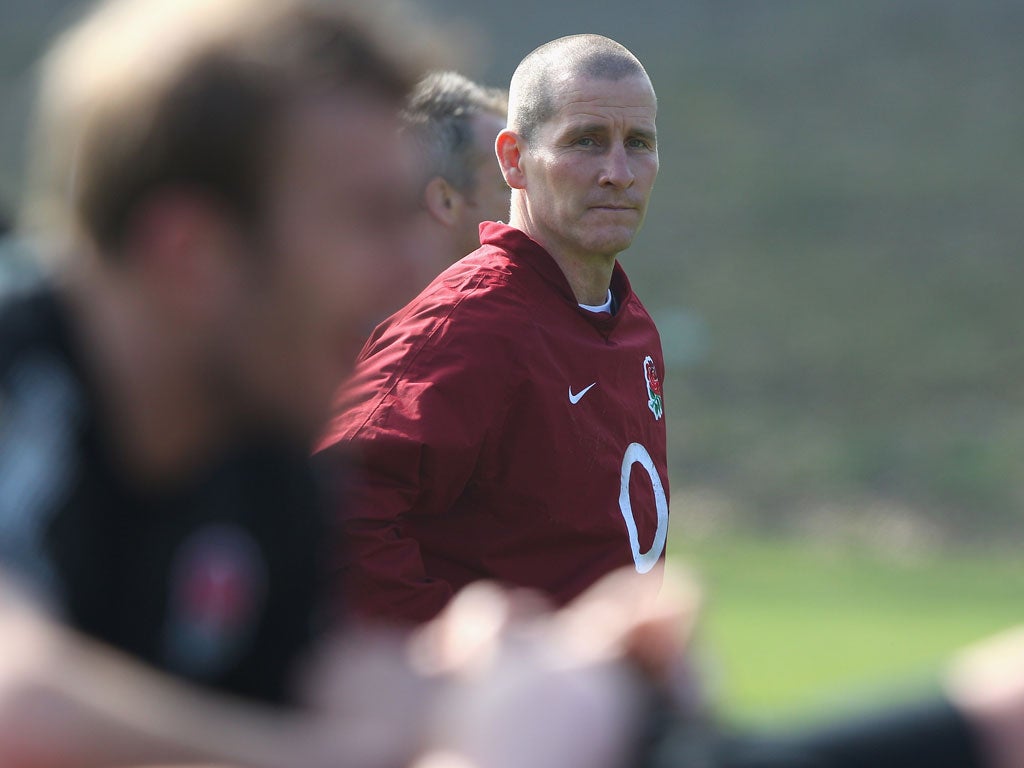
[495,130,526,190]
[423,176,460,228]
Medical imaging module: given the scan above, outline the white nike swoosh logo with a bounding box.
[568,382,596,404]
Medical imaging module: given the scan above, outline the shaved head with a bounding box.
[508,34,652,142]
[496,33,658,279]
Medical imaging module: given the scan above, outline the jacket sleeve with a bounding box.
[317,289,519,625]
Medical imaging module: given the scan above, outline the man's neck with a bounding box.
[548,248,615,306]
[508,212,615,306]
[64,263,228,486]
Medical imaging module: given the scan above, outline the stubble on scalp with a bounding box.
[507,34,653,143]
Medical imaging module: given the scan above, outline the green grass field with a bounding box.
[668,533,1024,726]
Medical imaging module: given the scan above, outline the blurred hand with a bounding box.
[295,625,441,768]
[412,565,703,768]
[946,625,1024,768]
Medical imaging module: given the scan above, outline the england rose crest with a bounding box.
[643,355,663,420]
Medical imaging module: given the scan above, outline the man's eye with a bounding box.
[576,136,596,147]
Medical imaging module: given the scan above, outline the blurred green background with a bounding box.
[672,530,1024,725]
[2,0,1022,724]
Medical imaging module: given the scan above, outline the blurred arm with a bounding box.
[707,697,982,768]
[643,634,1024,768]
[0,579,422,768]
[414,567,702,768]
[412,568,1006,768]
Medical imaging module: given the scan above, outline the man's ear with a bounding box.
[496,129,527,190]
[423,176,459,227]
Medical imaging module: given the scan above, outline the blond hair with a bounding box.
[27,0,430,256]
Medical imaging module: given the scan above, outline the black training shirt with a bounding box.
[0,286,327,704]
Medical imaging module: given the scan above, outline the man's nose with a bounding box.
[599,144,635,188]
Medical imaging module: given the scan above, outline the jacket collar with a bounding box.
[478,222,635,326]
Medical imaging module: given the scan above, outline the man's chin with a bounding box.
[583,229,638,259]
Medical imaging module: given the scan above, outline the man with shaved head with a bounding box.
[318,34,670,623]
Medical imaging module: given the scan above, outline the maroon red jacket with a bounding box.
[317,222,669,623]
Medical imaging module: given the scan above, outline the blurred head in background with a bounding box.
[25,0,431,464]
[402,70,508,276]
